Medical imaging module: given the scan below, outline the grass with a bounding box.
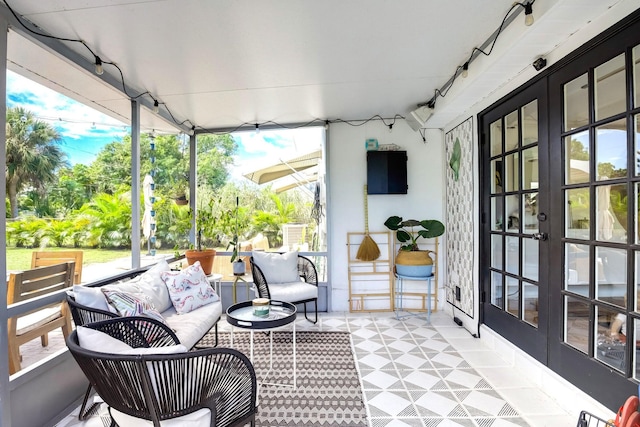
[6,247,173,271]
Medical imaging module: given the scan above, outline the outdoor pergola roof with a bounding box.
[243,150,322,185]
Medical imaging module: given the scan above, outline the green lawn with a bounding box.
[6,248,172,271]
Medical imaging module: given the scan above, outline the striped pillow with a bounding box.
[102,289,166,325]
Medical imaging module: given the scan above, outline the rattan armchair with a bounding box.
[67,317,257,427]
[250,254,319,323]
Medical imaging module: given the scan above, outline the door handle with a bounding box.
[532,232,548,241]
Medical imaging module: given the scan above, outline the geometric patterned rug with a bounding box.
[200,331,368,427]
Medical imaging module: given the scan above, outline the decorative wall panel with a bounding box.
[445,117,474,317]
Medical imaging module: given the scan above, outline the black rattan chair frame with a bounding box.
[250,254,318,323]
[67,318,257,427]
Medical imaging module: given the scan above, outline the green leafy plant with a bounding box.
[384,216,445,251]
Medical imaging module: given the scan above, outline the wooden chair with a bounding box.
[7,262,75,375]
[31,250,83,284]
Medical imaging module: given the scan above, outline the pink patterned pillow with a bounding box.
[161,261,219,314]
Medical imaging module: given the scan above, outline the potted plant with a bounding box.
[227,196,246,276]
[184,199,218,275]
[384,216,445,277]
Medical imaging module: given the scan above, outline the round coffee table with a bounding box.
[226,300,297,388]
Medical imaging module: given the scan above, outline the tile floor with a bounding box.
[56,311,594,427]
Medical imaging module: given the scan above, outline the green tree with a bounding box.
[196,134,237,192]
[570,139,589,160]
[5,107,67,218]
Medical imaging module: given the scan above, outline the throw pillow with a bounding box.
[72,284,110,312]
[135,259,172,312]
[102,289,167,325]
[161,261,219,315]
[251,250,299,283]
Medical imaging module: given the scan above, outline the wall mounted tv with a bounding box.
[367,150,407,194]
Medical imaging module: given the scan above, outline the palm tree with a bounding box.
[6,107,67,218]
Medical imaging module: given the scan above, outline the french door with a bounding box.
[481,11,640,410]
[480,80,549,363]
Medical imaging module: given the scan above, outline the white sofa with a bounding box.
[67,259,221,349]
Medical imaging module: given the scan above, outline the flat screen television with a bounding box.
[367,150,407,194]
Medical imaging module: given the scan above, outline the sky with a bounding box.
[6,70,324,183]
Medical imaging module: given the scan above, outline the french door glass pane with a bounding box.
[565,131,590,184]
[523,282,538,327]
[595,305,626,372]
[506,195,520,231]
[522,100,538,145]
[595,53,626,121]
[522,146,538,190]
[491,159,503,194]
[506,276,519,317]
[635,45,640,109]
[491,271,503,308]
[565,295,589,353]
[596,183,626,243]
[566,188,590,239]
[491,196,504,231]
[490,119,503,157]
[635,318,640,380]
[595,246,626,307]
[491,234,503,269]
[506,236,519,275]
[523,238,539,281]
[505,110,519,151]
[505,153,519,192]
[636,115,640,176]
[566,242,590,293]
[523,193,538,233]
[596,119,627,181]
[636,251,640,311]
[564,73,589,131]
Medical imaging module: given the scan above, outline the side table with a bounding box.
[232,274,253,303]
[394,273,434,322]
[226,300,297,388]
[206,273,223,296]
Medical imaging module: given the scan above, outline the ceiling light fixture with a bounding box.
[461,62,469,78]
[406,105,434,132]
[152,100,159,114]
[94,56,104,75]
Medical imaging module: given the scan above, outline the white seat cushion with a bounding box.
[162,301,222,349]
[16,306,62,336]
[111,407,211,427]
[267,281,318,303]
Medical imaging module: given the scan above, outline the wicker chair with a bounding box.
[250,254,319,323]
[67,317,257,427]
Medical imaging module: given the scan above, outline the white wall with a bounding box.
[327,120,444,312]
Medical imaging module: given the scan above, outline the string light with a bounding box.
[255,123,260,134]
[2,0,195,132]
[153,100,159,114]
[420,0,535,110]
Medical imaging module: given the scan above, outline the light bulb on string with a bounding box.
[94,56,104,75]
[255,123,260,134]
[462,62,469,78]
[523,2,534,26]
[152,100,159,114]
[388,124,393,133]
